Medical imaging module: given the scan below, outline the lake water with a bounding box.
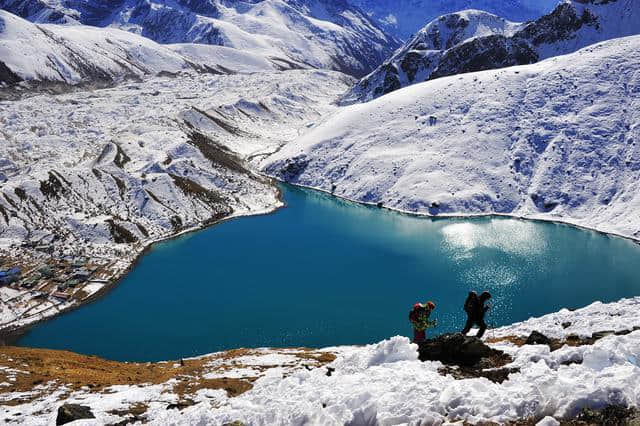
[17,184,640,362]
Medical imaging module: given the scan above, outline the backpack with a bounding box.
[464,292,478,314]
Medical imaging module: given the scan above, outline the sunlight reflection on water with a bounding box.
[440,219,548,259]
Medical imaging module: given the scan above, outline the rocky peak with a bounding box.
[344,0,639,103]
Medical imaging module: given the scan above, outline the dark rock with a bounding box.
[591,330,615,340]
[418,333,502,366]
[525,331,552,346]
[166,399,197,411]
[0,61,23,86]
[268,155,310,182]
[561,321,572,329]
[438,365,519,384]
[577,405,639,425]
[56,404,95,425]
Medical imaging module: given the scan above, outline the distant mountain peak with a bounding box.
[347,0,558,40]
[344,0,640,103]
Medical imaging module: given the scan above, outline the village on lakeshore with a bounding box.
[0,247,127,333]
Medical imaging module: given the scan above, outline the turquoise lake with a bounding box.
[17,184,640,362]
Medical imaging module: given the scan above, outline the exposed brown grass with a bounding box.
[0,346,336,407]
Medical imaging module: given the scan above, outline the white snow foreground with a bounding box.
[265,35,640,242]
[1,298,639,424]
[0,10,288,88]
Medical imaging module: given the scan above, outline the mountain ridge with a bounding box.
[0,0,400,77]
[345,0,640,103]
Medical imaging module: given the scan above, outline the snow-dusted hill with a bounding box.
[0,0,400,77]
[2,297,639,424]
[0,68,352,329]
[349,0,557,40]
[346,0,640,103]
[0,10,295,90]
[265,35,640,241]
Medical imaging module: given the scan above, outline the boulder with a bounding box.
[418,333,500,366]
[56,404,95,425]
[525,331,552,346]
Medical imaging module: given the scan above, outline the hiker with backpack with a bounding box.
[462,291,492,338]
[409,301,437,343]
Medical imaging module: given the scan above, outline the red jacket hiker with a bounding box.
[409,301,436,343]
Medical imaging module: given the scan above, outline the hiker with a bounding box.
[462,291,492,338]
[409,301,436,343]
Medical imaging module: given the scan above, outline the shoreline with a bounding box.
[272,177,640,246]
[0,181,286,342]
[4,176,640,345]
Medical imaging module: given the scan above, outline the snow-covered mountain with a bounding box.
[349,0,558,40]
[346,0,640,103]
[0,0,400,77]
[265,34,640,241]
[0,10,292,91]
[343,9,522,103]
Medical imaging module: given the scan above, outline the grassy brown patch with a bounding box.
[0,346,336,407]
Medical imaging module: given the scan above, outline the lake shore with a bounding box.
[4,177,640,345]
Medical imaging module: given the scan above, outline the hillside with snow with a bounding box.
[0,67,351,330]
[346,0,640,103]
[349,0,557,40]
[0,10,298,92]
[265,35,640,242]
[0,0,400,77]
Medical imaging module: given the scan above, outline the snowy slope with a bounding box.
[0,0,400,77]
[0,68,352,330]
[2,297,639,424]
[349,0,558,40]
[265,35,640,242]
[347,0,640,103]
[0,10,289,88]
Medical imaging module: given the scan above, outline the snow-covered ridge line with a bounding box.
[346,0,640,103]
[0,10,297,91]
[264,34,640,242]
[2,297,639,424]
[0,0,401,78]
[348,0,556,40]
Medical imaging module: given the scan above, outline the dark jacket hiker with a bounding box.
[462,291,492,338]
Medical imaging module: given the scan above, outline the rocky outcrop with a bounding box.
[419,333,517,384]
[346,0,640,103]
[418,333,505,366]
[343,9,520,102]
[56,404,95,425]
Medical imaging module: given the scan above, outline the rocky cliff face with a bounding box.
[345,0,640,103]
